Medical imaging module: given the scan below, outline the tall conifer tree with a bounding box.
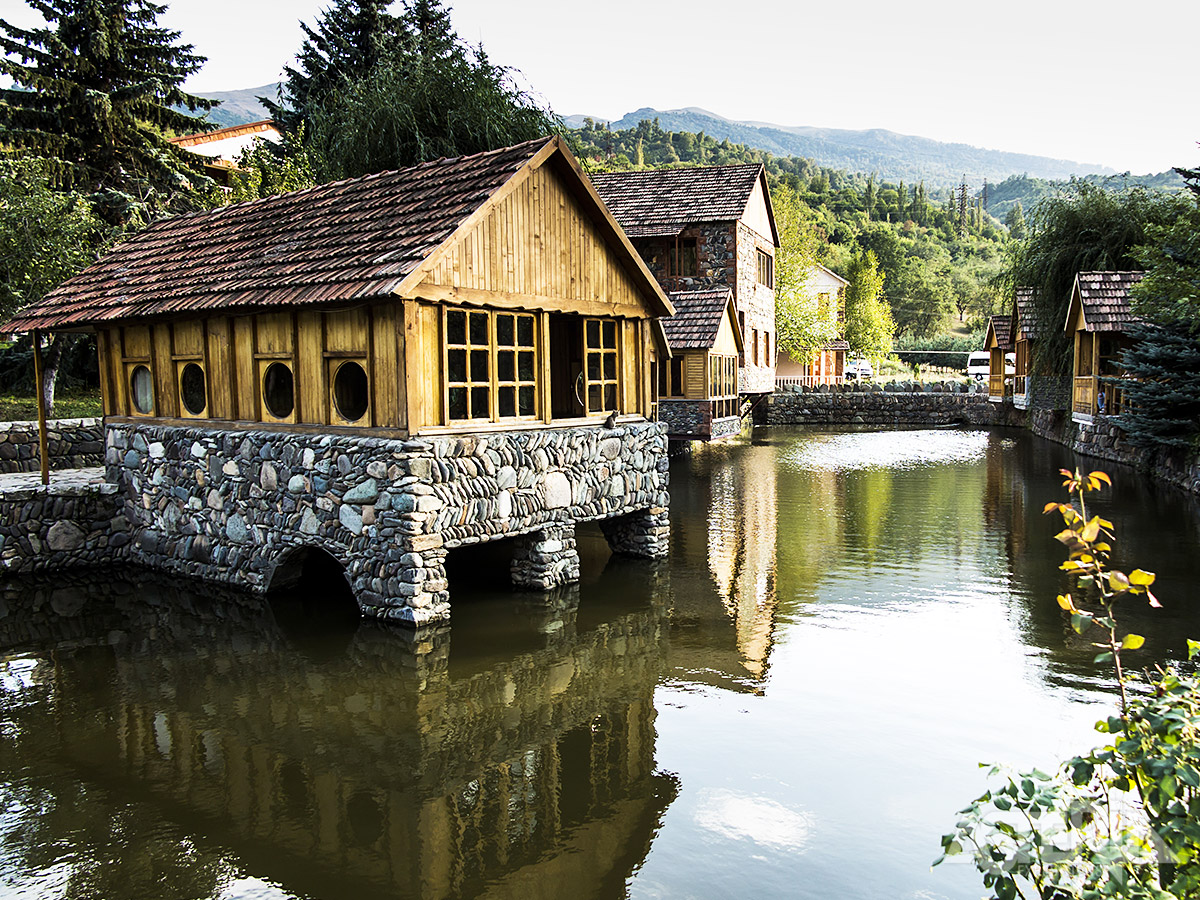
[0,0,216,224]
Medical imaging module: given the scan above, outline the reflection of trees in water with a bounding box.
[0,569,677,900]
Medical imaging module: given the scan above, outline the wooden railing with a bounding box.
[1014,375,1028,397]
[775,375,843,389]
[1073,376,1129,417]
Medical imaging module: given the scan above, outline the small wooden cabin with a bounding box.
[1065,271,1143,421]
[1012,288,1035,408]
[11,137,673,436]
[658,288,744,440]
[983,314,1014,401]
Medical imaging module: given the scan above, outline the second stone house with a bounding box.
[591,165,780,398]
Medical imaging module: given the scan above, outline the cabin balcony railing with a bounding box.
[1074,375,1129,417]
[1014,375,1028,397]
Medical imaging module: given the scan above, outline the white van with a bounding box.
[966,351,990,381]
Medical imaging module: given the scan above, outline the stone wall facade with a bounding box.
[0,418,104,473]
[0,470,128,576]
[105,420,671,625]
[657,398,743,441]
[766,382,1002,427]
[736,220,776,394]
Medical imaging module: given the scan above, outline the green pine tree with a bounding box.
[1117,320,1200,449]
[0,0,216,225]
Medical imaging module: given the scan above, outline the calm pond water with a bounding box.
[3,426,1200,900]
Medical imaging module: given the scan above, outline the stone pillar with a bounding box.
[355,535,450,627]
[510,524,580,590]
[599,507,670,559]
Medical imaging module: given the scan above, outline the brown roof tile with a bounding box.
[1075,271,1144,332]
[1014,288,1038,340]
[989,314,1014,351]
[9,139,552,331]
[591,165,765,238]
[663,288,735,350]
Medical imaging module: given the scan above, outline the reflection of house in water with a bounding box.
[664,442,780,689]
[0,572,676,900]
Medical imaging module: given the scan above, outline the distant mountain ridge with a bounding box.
[194,84,277,129]
[565,106,1123,189]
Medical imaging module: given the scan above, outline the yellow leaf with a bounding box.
[1090,471,1112,486]
[1129,569,1156,587]
[1121,634,1145,650]
[1080,518,1101,543]
[1057,594,1075,611]
[1043,502,1061,515]
[1109,571,1130,592]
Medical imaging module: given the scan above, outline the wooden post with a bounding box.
[31,329,50,486]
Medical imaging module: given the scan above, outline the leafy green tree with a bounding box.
[0,0,216,225]
[262,0,400,136]
[1001,183,1185,375]
[0,159,107,413]
[287,0,558,178]
[773,184,835,363]
[843,250,893,359]
[1004,200,1027,240]
[1130,171,1200,333]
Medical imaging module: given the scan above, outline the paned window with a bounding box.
[585,318,619,414]
[446,308,492,421]
[445,308,539,423]
[659,357,685,398]
[495,313,537,418]
[757,249,774,288]
[671,239,697,277]
[709,355,738,418]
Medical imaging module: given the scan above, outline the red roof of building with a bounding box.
[663,288,740,351]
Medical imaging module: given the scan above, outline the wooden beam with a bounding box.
[31,330,49,486]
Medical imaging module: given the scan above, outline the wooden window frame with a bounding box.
[175,360,208,418]
[259,359,298,424]
[328,357,371,425]
[443,306,539,425]
[757,248,774,289]
[584,317,620,415]
[125,361,155,417]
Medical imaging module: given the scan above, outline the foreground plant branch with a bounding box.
[936,469,1200,899]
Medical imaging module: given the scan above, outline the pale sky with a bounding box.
[5,0,1197,175]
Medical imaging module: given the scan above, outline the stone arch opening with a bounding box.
[266,545,361,656]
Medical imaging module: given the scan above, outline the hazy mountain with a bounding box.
[193,83,278,129]
[566,106,1121,189]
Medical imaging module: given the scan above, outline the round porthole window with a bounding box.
[332,361,369,422]
[180,363,207,415]
[130,365,154,414]
[263,362,295,419]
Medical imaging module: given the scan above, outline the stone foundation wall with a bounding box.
[767,382,1002,427]
[1029,409,1200,495]
[105,420,670,625]
[0,418,105,473]
[0,471,128,576]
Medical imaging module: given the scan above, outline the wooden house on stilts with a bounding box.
[1065,271,1143,422]
[8,137,676,625]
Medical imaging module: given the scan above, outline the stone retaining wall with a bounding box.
[1029,409,1200,495]
[106,420,671,625]
[766,383,1001,427]
[0,418,105,473]
[0,470,128,576]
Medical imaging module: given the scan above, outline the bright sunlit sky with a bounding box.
[6,0,1197,174]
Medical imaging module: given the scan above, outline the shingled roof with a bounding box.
[1014,288,1038,340]
[591,165,774,241]
[1068,271,1145,333]
[662,288,740,351]
[12,137,651,331]
[987,314,1014,351]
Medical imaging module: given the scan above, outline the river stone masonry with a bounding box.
[106,420,671,625]
[766,381,1001,427]
[0,418,105,473]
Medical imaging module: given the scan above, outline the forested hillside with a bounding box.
[570,117,1011,340]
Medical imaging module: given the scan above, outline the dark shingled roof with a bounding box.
[663,288,735,350]
[989,314,1014,351]
[1073,271,1145,332]
[8,139,552,331]
[591,165,765,238]
[1014,288,1038,340]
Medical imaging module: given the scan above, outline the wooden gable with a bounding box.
[713,298,743,356]
[399,145,672,321]
[742,173,780,247]
[1065,282,1087,334]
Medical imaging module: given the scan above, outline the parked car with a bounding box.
[966,351,990,382]
[845,357,873,380]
